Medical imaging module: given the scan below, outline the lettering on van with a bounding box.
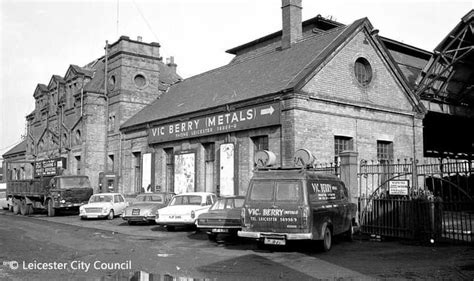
[310,183,337,200]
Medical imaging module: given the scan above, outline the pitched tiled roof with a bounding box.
[121,19,368,130]
[83,59,105,93]
[2,140,26,158]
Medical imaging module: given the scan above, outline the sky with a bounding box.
[0,0,473,157]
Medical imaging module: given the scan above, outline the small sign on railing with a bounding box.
[388,180,409,196]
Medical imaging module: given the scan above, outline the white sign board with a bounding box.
[142,153,152,193]
[389,180,409,196]
[174,152,195,194]
[219,143,234,196]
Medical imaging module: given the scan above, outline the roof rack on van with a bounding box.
[254,149,321,171]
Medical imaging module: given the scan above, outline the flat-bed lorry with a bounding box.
[6,158,93,216]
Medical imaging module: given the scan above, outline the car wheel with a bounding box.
[166,225,175,231]
[207,233,217,242]
[108,210,115,220]
[320,225,332,252]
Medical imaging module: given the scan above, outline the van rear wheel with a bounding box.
[320,226,332,252]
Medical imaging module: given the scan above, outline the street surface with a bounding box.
[0,209,473,280]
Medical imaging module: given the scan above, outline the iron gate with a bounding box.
[358,158,473,244]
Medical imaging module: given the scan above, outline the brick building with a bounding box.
[119,0,425,197]
[7,36,180,192]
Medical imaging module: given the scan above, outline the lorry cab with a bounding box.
[238,150,357,251]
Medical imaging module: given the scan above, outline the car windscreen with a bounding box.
[89,195,113,203]
[275,181,302,202]
[58,177,91,188]
[249,181,274,201]
[169,195,201,206]
[210,198,245,210]
[210,199,226,210]
[136,195,164,203]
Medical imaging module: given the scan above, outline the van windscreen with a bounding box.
[249,181,273,201]
[276,181,301,202]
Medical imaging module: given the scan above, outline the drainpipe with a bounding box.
[104,41,109,174]
[412,114,418,191]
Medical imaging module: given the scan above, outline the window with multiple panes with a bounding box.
[252,135,269,152]
[334,136,353,156]
[377,141,393,161]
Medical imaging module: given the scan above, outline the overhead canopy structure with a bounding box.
[415,10,474,159]
[415,10,474,108]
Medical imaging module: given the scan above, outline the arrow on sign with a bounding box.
[260,106,275,115]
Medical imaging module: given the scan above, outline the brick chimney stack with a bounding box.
[167,56,177,74]
[281,0,302,50]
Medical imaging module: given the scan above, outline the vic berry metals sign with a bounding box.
[148,103,281,144]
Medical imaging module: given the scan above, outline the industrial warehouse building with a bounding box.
[3,2,473,199]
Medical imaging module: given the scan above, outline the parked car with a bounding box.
[196,195,245,241]
[79,193,128,220]
[238,168,357,251]
[155,192,217,231]
[122,192,175,225]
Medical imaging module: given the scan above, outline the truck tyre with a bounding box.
[47,200,55,217]
[20,200,27,216]
[26,205,34,216]
[107,210,114,220]
[13,201,20,215]
[320,225,332,252]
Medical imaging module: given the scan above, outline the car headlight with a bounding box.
[60,199,66,204]
[191,210,195,219]
[102,207,109,213]
[155,211,159,219]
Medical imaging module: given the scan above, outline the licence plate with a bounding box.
[169,215,181,219]
[212,228,229,233]
[264,237,286,245]
[132,209,140,215]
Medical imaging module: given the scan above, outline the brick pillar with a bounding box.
[339,151,359,204]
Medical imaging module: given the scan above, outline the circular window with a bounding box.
[134,74,147,88]
[108,75,116,90]
[354,57,372,86]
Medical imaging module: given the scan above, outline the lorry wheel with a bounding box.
[13,202,20,215]
[47,200,55,217]
[20,200,27,216]
[107,210,114,220]
[26,205,34,216]
[320,225,332,252]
